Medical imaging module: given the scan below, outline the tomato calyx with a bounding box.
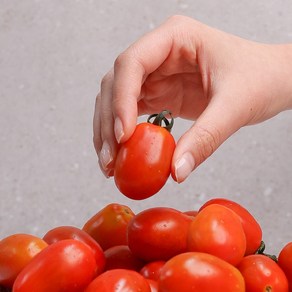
[147,110,174,132]
[255,241,278,262]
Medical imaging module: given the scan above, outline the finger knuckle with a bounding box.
[193,125,221,163]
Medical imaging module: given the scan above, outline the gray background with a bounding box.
[0,0,291,255]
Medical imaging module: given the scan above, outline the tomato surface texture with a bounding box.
[0,234,48,288]
[13,239,97,292]
[200,197,262,255]
[127,207,192,261]
[238,254,289,292]
[188,204,246,266]
[158,252,245,292]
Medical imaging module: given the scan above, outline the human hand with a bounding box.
[94,15,292,182]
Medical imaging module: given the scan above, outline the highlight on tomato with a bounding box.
[43,225,105,275]
[84,269,151,292]
[13,239,98,292]
[127,207,192,262]
[238,254,289,292]
[82,203,135,250]
[114,110,176,200]
[199,197,262,255]
[158,252,245,292]
[0,233,48,288]
[187,204,246,266]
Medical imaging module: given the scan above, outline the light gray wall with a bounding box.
[1,0,291,255]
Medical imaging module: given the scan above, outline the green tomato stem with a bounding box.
[147,110,174,132]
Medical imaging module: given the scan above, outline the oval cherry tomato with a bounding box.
[278,242,292,290]
[84,269,151,292]
[140,261,165,281]
[104,245,145,271]
[114,111,176,200]
[43,225,105,275]
[200,198,262,255]
[82,203,135,250]
[238,254,288,292]
[128,207,192,262]
[0,233,48,288]
[188,204,246,266]
[13,239,97,292]
[158,252,245,292]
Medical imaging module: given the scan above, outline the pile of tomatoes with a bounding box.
[0,198,291,292]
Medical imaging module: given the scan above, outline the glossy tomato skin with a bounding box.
[82,203,135,250]
[43,225,105,275]
[0,233,48,288]
[188,204,246,266]
[140,261,166,281]
[84,269,151,292]
[238,254,289,292]
[158,252,245,292]
[114,122,175,200]
[146,279,158,292]
[278,242,292,291]
[104,245,145,271]
[200,198,262,255]
[13,239,97,292]
[128,207,192,262]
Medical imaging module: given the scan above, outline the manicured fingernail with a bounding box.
[174,152,195,183]
[114,117,124,143]
[99,140,113,171]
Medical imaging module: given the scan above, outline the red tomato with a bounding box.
[128,207,192,261]
[82,203,135,250]
[13,239,97,292]
[104,245,145,271]
[43,225,105,275]
[188,204,246,266]
[158,252,245,292]
[0,233,48,288]
[84,269,151,292]
[278,242,292,290]
[200,198,262,255]
[140,261,166,281]
[114,111,176,200]
[238,254,288,292]
[146,279,159,292]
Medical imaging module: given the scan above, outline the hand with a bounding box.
[94,15,292,182]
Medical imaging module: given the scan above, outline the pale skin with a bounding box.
[93,15,292,183]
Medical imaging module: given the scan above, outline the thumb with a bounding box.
[171,97,246,183]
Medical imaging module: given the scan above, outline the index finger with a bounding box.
[112,17,177,143]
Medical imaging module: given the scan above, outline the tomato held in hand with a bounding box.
[0,233,48,288]
[82,203,135,250]
[238,254,289,292]
[114,110,176,200]
[188,204,246,266]
[13,239,97,292]
[278,242,292,290]
[127,207,192,262]
[84,269,151,292]
[158,252,245,292]
[43,225,105,275]
[200,198,262,255]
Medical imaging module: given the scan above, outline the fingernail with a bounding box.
[174,152,195,183]
[114,117,124,143]
[99,140,113,171]
[98,159,112,178]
